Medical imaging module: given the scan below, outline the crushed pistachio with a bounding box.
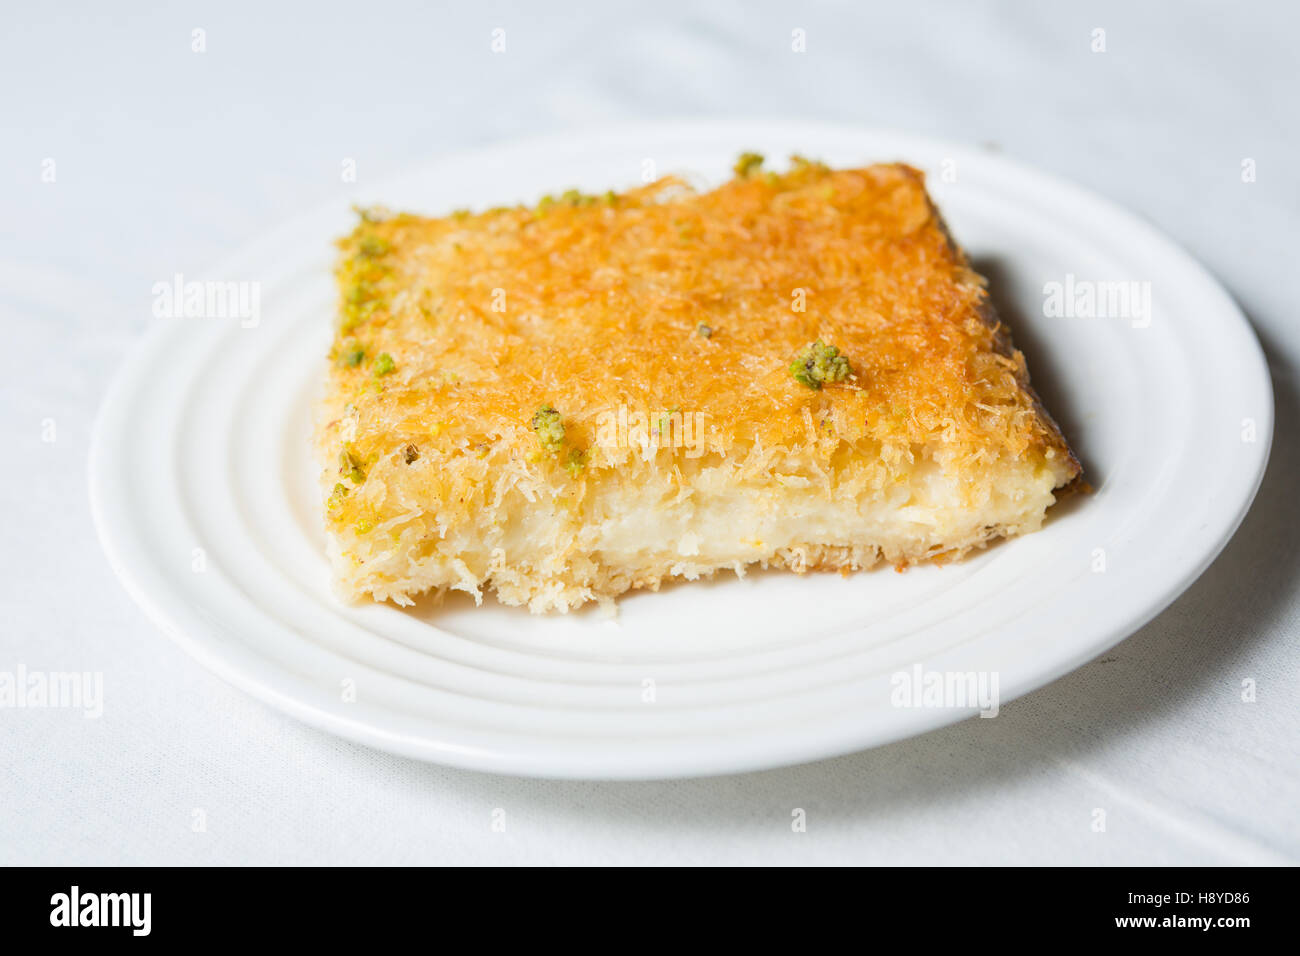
[734,151,764,178]
[536,189,602,211]
[345,282,371,306]
[339,447,367,484]
[451,208,471,221]
[790,339,852,389]
[603,190,618,206]
[338,267,384,333]
[326,482,350,511]
[354,517,374,534]
[696,323,713,338]
[352,204,390,224]
[338,303,371,334]
[403,444,420,464]
[357,235,389,258]
[337,341,366,368]
[790,154,828,173]
[564,448,587,476]
[372,352,395,377]
[531,404,565,453]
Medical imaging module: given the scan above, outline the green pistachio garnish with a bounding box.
[734,152,764,178]
[338,341,366,368]
[345,281,371,306]
[531,404,565,453]
[337,223,391,332]
[536,189,601,210]
[790,339,851,389]
[354,517,374,534]
[790,153,828,174]
[352,204,390,224]
[564,448,587,476]
[339,276,380,333]
[357,235,389,258]
[327,482,350,511]
[338,299,377,334]
[696,323,713,338]
[339,447,367,484]
[372,352,395,376]
[529,405,585,476]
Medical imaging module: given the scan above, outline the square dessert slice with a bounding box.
[316,156,1080,612]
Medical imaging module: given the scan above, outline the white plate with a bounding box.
[90,121,1272,779]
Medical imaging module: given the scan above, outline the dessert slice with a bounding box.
[316,155,1080,612]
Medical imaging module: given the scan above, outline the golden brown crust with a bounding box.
[321,161,1082,478]
[922,185,1080,480]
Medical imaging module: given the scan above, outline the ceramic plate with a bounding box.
[89,121,1272,778]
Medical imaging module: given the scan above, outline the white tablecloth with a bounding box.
[3,0,1296,865]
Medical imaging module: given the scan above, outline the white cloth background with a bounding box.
[2,0,1296,865]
